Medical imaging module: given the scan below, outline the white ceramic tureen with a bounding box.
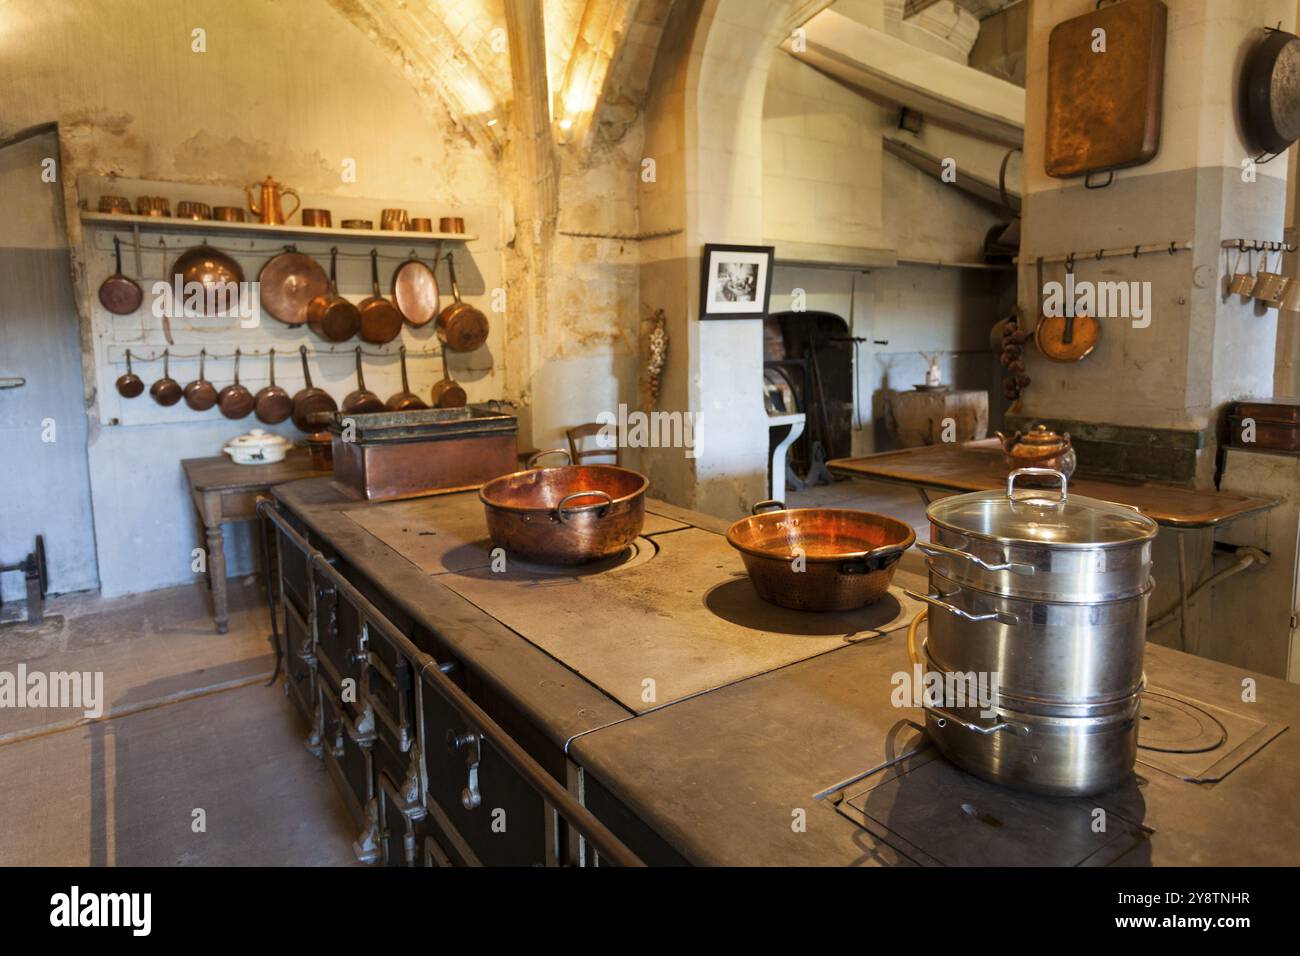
[223,429,292,465]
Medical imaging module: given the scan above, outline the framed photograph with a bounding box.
[700,243,774,319]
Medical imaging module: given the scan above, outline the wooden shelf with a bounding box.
[80,211,477,245]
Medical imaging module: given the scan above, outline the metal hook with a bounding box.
[1096,248,1104,260]
[1133,245,1141,258]
[1169,241,1176,255]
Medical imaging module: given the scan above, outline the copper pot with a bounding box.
[479,448,648,565]
[408,217,433,232]
[137,196,170,217]
[98,195,132,214]
[176,201,211,220]
[357,249,403,344]
[342,347,386,415]
[439,216,465,234]
[301,208,332,228]
[212,206,246,223]
[385,346,428,411]
[306,247,361,342]
[184,349,219,411]
[341,219,373,230]
[436,252,488,352]
[290,346,337,432]
[115,349,145,399]
[726,501,915,611]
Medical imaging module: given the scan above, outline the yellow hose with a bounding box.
[906,608,928,669]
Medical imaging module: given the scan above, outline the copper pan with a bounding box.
[307,247,361,342]
[342,346,386,415]
[358,249,403,344]
[217,349,255,420]
[172,244,245,316]
[726,501,915,611]
[259,247,329,327]
[98,236,143,315]
[184,348,219,411]
[436,252,488,352]
[115,349,145,399]
[253,349,293,424]
[385,346,428,411]
[479,448,648,565]
[392,252,440,326]
[429,347,466,408]
[149,349,183,407]
[290,345,337,432]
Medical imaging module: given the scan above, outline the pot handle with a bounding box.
[528,447,572,469]
[556,490,613,523]
[927,705,1028,737]
[917,541,1035,576]
[903,588,1019,625]
[752,499,785,514]
[1007,467,1067,501]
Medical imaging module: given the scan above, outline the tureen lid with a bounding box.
[227,428,290,449]
[927,468,1157,548]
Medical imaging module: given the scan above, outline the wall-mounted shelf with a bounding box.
[80,211,478,245]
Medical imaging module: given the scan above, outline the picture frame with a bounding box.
[699,243,775,319]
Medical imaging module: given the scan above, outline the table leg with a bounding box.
[205,522,229,634]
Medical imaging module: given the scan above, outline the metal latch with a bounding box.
[447,729,483,810]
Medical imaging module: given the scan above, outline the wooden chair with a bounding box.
[566,422,621,465]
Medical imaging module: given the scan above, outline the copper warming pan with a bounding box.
[480,448,648,565]
[727,501,915,611]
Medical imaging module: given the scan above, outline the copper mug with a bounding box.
[212,206,246,223]
[1254,250,1289,305]
[301,208,332,228]
[176,201,211,220]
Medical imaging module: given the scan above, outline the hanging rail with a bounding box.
[1013,240,1193,265]
[1221,238,1297,253]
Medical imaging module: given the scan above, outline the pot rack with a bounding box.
[88,232,459,267]
[104,344,480,364]
[80,211,477,246]
[1220,238,1298,253]
[1013,239,1193,266]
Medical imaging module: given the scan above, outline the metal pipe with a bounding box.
[1150,545,1268,633]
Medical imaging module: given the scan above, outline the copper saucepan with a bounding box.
[436,252,489,352]
[479,448,648,565]
[150,349,183,407]
[254,348,293,424]
[726,501,915,611]
[184,348,219,411]
[116,349,145,399]
[342,346,386,415]
[218,349,255,420]
[99,236,143,315]
[358,249,404,345]
[307,247,361,342]
[385,346,428,411]
[291,345,337,432]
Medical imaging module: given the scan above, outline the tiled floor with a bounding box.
[0,578,356,866]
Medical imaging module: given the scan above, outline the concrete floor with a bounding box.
[0,576,357,866]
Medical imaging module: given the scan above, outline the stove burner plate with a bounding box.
[1136,686,1287,783]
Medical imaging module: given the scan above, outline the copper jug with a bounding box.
[244,176,301,225]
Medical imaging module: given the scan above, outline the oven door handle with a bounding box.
[903,588,1019,625]
[917,541,1035,576]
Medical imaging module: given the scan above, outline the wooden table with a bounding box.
[182,450,328,633]
[828,439,1277,528]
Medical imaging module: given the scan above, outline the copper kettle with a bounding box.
[996,424,1076,478]
[245,176,301,225]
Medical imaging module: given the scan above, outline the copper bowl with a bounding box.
[301,208,332,228]
[212,206,246,223]
[479,448,648,565]
[726,502,915,611]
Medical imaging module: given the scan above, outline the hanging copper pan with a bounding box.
[99,236,143,315]
[392,253,440,326]
[307,247,361,342]
[429,347,466,408]
[342,347,386,415]
[217,349,255,420]
[357,249,403,345]
[259,247,329,326]
[115,349,144,399]
[385,346,428,411]
[184,348,219,411]
[149,349,183,407]
[172,244,245,316]
[290,345,337,432]
[436,252,489,352]
[253,349,293,424]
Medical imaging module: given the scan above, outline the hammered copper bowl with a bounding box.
[480,454,648,565]
[726,502,916,611]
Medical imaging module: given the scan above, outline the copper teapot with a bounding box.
[996,424,1076,478]
[245,176,301,225]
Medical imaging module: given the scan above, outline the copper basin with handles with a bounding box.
[727,501,916,611]
[479,448,648,565]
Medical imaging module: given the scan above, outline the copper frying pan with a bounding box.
[150,349,183,406]
[253,349,293,424]
[115,349,144,398]
[99,236,143,315]
[342,347,386,414]
[259,247,329,326]
[290,345,337,432]
[392,253,440,326]
[172,245,245,316]
[429,348,466,408]
[184,349,219,411]
[217,349,255,420]
[358,249,403,345]
[385,346,428,411]
[306,247,361,342]
[436,252,489,352]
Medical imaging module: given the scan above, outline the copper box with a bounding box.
[328,405,518,501]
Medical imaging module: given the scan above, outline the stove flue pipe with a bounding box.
[1151,545,1269,633]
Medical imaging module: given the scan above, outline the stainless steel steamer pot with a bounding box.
[904,468,1159,796]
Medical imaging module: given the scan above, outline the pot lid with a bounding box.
[1017,424,1069,448]
[227,428,290,449]
[927,468,1157,548]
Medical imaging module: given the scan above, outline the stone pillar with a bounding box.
[1018,0,1293,488]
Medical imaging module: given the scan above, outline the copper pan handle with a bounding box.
[556,490,613,523]
[527,448,571,469]
[751,499,785,515]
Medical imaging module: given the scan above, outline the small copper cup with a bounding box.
[176,201,211,220]
[301,208,332,228]
[98,195,133,215]
[137,196,171,217]
[408,217,433,232]
[439,216,465,234]
[341,218,373,230]
[212,206,246,223]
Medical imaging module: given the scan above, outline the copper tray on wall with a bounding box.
[1044,0,1167,181]
[327,405,518,501]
